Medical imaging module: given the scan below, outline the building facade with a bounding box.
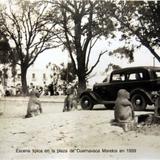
[0,63,64,94]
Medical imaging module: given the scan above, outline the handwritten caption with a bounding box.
[16,148,136,154]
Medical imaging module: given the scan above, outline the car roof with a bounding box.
[111,66,160,74]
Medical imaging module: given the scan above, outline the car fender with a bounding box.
[80,89,98,103]
[130,88,153,104]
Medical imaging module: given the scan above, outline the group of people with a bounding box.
[29,82,74,97]
[1,81,72,97]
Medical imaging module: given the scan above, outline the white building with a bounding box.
[0,62,63,89]
[27,63,62,87]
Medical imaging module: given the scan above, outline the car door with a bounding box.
[98,72,126,101]
[122,70,150,92]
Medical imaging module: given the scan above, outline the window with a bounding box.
[111,73,125,82]
[128,73,136,80]
[154,71,160,79]
[127,72,144,81]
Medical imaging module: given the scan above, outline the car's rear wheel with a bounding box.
[80,95,94,110]
[131,93,147,111]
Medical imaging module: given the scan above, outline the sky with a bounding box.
[33,37,160,86]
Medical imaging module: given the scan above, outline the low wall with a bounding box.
[0,96,66,103]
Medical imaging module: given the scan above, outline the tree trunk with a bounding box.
[77,53,87,96]
[21,66,28,96]
[77,73,86,96]
[142,41,160,63]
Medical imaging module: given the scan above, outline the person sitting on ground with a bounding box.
[25,89,42,118]
[114,89,136,132]
[63,86,78,112]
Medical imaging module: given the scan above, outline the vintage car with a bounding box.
[80,66,160,111]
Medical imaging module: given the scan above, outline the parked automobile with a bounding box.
[80,66,160,111]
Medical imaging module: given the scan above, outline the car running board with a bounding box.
[98,100,115,105]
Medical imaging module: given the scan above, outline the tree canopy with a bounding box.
[0,0,60,95]
[99,0,160,62]
[0,32,10,64]
[60,62,76,83]
[46,0,115,93]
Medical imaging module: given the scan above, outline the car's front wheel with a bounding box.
[131,93,147,111]
[80,95,94,110]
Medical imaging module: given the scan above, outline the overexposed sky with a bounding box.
[33,38,160,85]
[35,35,159,70]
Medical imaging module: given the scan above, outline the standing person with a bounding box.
[43,82,48,95]
[48,83,54,96]
[0,81,5,115]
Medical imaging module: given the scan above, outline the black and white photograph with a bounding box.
[0,0,160,159]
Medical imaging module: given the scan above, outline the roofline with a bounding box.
[111,66,160,73]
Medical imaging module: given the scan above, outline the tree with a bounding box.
[0,32,10,64]
[47,0,115,94]
[105,63,121,73]
[60,62,76,83]
[0,0,59,95]
[0,32,11,86]
[99,1,160,62]
[109,47,134,63]
[103,63,121,83]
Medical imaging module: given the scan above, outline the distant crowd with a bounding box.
[0,81,77,97]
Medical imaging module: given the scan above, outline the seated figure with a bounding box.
[63,87,77,112]
[114,89,136,131]
[25,90,42,118]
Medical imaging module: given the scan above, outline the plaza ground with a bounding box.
[0,96,160,160]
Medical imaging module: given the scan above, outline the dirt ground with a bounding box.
[0,96,160,160]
